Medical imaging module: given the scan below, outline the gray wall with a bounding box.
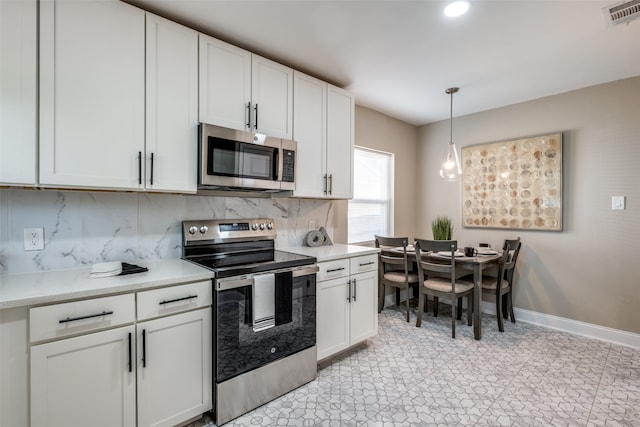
[416,76,640,334]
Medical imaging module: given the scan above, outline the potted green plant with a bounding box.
[431,216,453,240]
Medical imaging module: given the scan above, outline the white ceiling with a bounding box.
[128,0,640,126]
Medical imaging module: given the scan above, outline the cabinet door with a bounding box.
[316,277,350,361]
[292,71,326,198]
[31,325,136,427]
[198,34,251,131]
[0,0,37,186]
[251,54,293,139]
[146,13,198,193]
[326,85,354,199]
[39,0,145,190]
[137,308,212,427]
[349,270,378,344]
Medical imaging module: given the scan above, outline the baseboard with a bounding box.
[511,307,640,350]
[385,293,640,349]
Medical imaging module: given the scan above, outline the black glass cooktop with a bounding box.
[185,245,315,278]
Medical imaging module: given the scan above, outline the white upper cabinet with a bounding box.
[199,35,252,132]
[0,0,37,186]
[293,73,354,199]
[326,85,355,199]
[292,71,327,198]
[145,13,198,193]
[199,34,293,139]
[251,54,293,139]
[39,0,145,190]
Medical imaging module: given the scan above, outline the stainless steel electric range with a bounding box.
[182,218,318,425]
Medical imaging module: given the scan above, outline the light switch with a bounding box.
[612,196,625,210]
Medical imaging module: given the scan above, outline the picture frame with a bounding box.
[461,132,563,231]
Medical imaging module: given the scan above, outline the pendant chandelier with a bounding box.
[439,87,462,181]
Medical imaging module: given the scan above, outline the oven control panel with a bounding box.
[183,218,276,243]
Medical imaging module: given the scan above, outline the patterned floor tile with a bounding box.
[185,305,640,427]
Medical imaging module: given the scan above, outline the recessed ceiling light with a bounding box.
[444,1,470,17]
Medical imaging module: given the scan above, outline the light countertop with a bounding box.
[1,246,379,309]
[282,243,380,262]
[0,259,214,309]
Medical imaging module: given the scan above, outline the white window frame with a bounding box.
[348,146,394,245]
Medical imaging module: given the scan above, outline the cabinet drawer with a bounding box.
[137,280,212,321]
[350,254,378,274]
[30,294,135,343]
[317,258,350,282]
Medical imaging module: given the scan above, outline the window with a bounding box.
[348,147,394,244]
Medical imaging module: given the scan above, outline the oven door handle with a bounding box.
[216,265,319,291]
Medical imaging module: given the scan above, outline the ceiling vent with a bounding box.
[603,0,640,26]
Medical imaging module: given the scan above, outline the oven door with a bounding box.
[214,268,316,383]
[200,123,282,190]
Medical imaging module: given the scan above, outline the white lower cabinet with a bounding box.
[31,325,137,427]
[29,281,212,427]
[137,309,211,427]
[317,276,350,359]
[316,254,378,360]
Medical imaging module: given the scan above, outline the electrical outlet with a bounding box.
[24,228,44,251]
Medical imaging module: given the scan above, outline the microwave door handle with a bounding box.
[274,148,279,181]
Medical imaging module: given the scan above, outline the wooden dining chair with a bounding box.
[480,237,522,332]
[375,235,419,322]
[414,239,473,338]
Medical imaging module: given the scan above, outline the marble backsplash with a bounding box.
[0,189,334,274]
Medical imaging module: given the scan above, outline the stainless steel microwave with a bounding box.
[198,123,296,192]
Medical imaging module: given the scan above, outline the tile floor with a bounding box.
[189,304,640,426]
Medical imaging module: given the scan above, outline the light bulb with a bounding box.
[439,142,462,181]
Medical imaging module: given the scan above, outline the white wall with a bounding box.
[416,76,640,334]
[0,189,334,274]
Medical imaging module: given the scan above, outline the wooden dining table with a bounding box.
[388,246,502,340]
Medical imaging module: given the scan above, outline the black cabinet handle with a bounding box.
[128,332,132,373]
[150,152,154,186]
[254,103,259,130]
[138,151,142,185]
[323,174,328,195]
[142,329,146,368]
[353,278,357,302]
[329,174,333,195]
[246,102,251,128]
[326,267,345,273]
[159,294,198,305]
[359,262,375,267]
[347,279,351,302]
[59,310,113,324]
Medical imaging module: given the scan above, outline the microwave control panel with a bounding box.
[282,149,295,183]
